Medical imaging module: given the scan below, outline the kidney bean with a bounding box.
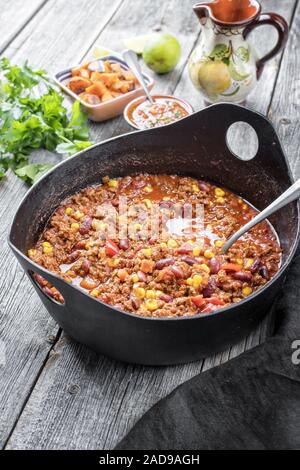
[74,241,86,250]
[119,238,130,250]
[159,200,174,209]
[131,296,141,310]
[232,271,252,282]
[209,258,221,274]
[81,259,90,274]
[170,265,184,279]
[198,181,210,192]
[159,294,173,303]
[259,265,269,280]
[137,270,147,282]
[35,274,47,287]
[177,244,193,255]
[149,236,158,245]
[250,257,261,273]
[202,279,216,298]
[155,258,175,270]
[43,286,54,298]
[181,256,197,266]
[67,250,81,263]
[79,217,92,235]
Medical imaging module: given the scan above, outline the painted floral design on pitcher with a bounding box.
[188,0,288,103]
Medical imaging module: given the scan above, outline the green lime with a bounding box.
[93,46,111,58]
[142,33,181,74]
[123,34,153,55]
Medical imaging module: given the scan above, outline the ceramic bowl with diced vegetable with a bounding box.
[54,55,155,122]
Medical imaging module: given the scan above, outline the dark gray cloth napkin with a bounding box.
[117,247,300,450]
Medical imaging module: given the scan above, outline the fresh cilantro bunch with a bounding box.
[0,57,93,184]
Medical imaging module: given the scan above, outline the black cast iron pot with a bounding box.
[9,104,300,365]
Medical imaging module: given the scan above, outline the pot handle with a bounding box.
[243,12,289,80]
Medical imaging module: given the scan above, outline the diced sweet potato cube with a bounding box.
[101,91,113,102]
[140,259,155,274]
[111,63,123,75]
[71,66,81,77]
[79,93,101,105]
[104,60,112,72]
[124,70,139,84]
[79,69,90,79]
[86,82,108,98]
[68,76,91,94]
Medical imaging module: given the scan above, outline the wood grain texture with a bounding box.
[0,0,124,449]
[0,0,48,54]
[4,0,298,451]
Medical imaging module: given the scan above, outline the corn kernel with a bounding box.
[71,223,80,232]
[242,204,248,211]
[143,185,153,193]
[186,278,193,286]
[65,207,73,215]
[143,199,152,209]
[236,258,243,265]
[215,240,224,248]
[215,188,225,197]
[160,242,167,249]
[144,299,158,311]
[142,248,152,258]
[108,258,120,268]
[134,287,146,299]
[204,249,214,259]
[238,198,243,204]
[242,287,253,296]
[193,247,201,257]
[146,290,156,299]
[216,197,225,204]
[108,179,119,188]
[134,223,142,231]
[196,263,210,273]
[28,249,36,258]
[74,211,84,220]
[42,242,53,254]
[192,274,203,289]
[167,239,178,249]
[131,274,139,283]
[192,184,200,193]
[244,258,254,270]
[90,289,99,298]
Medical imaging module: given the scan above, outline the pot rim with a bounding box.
[193,1,262,28]
[8,103,300,322]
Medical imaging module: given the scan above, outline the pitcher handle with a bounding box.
[243,12,289,80]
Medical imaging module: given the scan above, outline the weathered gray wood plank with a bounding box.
[5,0,297,451]
[0,0,124,449]
[0,0,48,54]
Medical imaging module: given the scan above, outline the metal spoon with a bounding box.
[123,49,155,105]
[221,179,300,254]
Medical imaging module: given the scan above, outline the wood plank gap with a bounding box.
[2,328,62,450]
[0,0,49,55]
[266,0,299,117]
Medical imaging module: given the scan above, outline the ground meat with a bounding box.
[28,174,281,317]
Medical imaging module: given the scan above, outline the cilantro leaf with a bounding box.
[15,163,54,185]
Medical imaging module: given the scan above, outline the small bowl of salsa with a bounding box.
[124,94,193,130]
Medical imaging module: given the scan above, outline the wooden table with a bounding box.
[0,0,299,450]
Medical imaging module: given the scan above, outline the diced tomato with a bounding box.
[221,263,242,272]
[191,296,206,308]
[203,297,225,306]
[191,296,225,310]
[105,240,119,257]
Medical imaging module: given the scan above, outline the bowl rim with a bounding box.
[8,103,300,323]
[123,94,194,130]
[53,54,155,110]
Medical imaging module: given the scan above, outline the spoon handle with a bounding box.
[123,49,154,104]
[222,179,300,253]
